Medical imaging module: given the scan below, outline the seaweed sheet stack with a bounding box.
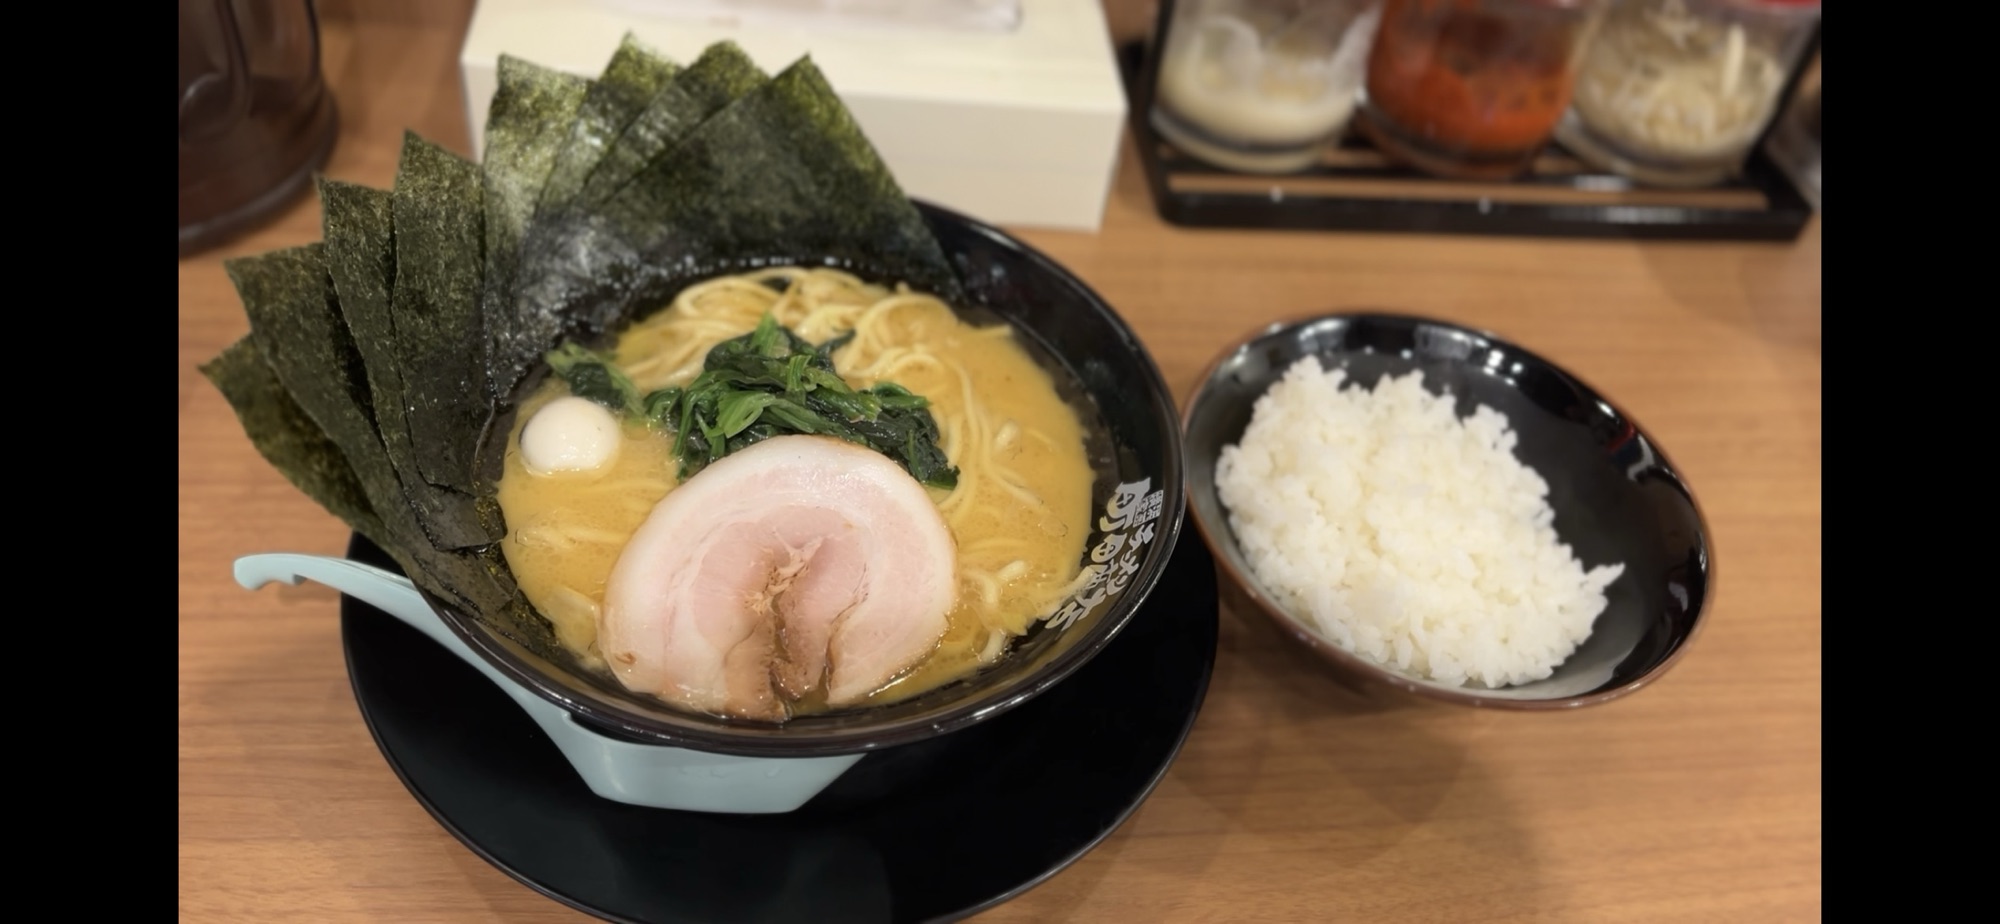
[202,36,966,658]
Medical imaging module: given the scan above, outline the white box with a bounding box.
[459,0,1128,231]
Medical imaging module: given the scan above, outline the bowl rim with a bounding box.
[425,200,1189,755]
[1182,309,1715,710]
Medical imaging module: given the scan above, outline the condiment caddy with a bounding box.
[1127,0,1821,240]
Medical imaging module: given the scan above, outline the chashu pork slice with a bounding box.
[600,434,957,720]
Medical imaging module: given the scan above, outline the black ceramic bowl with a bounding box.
[419,203,1186,755]
[1183,313,1711,708]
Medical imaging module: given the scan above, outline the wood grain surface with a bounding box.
[178,3,1822,920]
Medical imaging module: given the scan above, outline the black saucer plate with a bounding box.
[340,513,1218,923]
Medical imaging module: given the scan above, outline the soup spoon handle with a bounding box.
[232,553,862,813]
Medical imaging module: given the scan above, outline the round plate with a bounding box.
[339,514,1218,923]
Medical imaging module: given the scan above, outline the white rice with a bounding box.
[1213,358,1624,688]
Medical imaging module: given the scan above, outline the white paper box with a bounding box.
[459,0,1128,231]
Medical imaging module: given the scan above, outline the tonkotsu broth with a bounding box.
[496,267,1098,714]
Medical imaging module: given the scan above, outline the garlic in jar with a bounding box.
[1558,0,1821,187]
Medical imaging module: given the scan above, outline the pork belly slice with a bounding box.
[600,435,957,720]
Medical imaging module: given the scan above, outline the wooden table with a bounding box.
[178,4,1822,920]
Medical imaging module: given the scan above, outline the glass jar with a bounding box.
[1760,50,1819,207]
[1358,0,1607,179]
[1556,0,1821,188]
[1150,0,1385,174]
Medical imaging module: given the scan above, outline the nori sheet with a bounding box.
[217,249,541,642]
[200,336,391,554]
[390,133,499,498]
[536,34,679,217]
[484,43,769,402]
[594,56,959,298]
[480,55,590,404]
[229,243,399,535]
[573,40,765,209]
[501,57,962,390]
[320,178,497,550]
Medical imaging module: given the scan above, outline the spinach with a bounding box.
[545,314,958,489]
[546,341,642,415]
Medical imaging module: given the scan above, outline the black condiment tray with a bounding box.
[1118,13,1821,242]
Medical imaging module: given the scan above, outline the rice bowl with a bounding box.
[1214,357,1624,689]
[1182,312,1712,709]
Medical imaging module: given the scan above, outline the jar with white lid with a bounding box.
[1555,0,1821,187]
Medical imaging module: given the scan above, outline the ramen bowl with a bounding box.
[244,203,1185,811]
[1182,313,1711,709]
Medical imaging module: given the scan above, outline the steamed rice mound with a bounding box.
[1214,357,1624,688]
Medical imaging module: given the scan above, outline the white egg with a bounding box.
[520,396,622,475]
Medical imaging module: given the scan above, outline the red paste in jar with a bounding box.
[1366,0,1592,153]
